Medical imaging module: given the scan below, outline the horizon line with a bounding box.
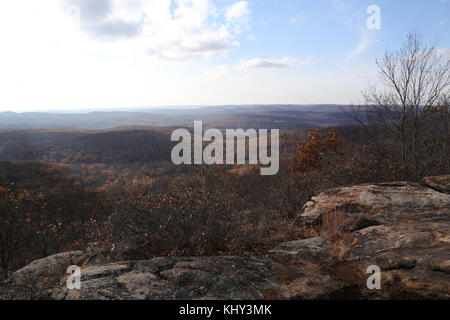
[0,104,351,114]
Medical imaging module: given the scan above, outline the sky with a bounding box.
[0,0,449,112]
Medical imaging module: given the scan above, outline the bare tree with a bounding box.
[355,32,450,179]
[422,94,450,174]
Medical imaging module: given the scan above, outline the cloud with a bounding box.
[329,0,380,59]
[330,0,350,13]
[225,1,250,22]
[347,29,378,59]
[62,0,142,39]
[239,57,305,69]
[206,57,314,78]
[434,19,446,27]
[290,13,304,25]
[88,19,142,38]
[60,0,250,60]
[436,48,450,60]
[62,0,111,21]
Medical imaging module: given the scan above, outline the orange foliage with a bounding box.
[290,128,343,174]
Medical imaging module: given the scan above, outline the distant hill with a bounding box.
[0,129,173,164]
[0,161,80,190]
[0,105,354,130]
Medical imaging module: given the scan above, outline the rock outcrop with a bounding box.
[350,213,450,299]
[423,175,450,194]
[11,251,87,288]
[52,256,286,300]
[298,179,450,299]
[1,176,449,300]
[301,181,450,224]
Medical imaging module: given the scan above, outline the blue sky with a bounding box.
[244,0,449,64]
[0,0,449,111]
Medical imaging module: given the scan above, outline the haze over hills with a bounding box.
[0,105,353,130]
[0,104,353,181]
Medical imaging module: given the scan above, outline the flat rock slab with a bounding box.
[269,237,329,261]
[423,175,450,194]
[301,182,450,224]
[51,256,284,300]
[349,212,450,299]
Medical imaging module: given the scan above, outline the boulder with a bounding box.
[11,251,87,288]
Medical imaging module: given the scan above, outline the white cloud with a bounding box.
[225,1,250,22]
[206,57,314,78]
[347,29,378,59]
[238,57,307,69]
[56,0,250,61]
[436,48,450,60]
[0,0,254,110]
[329,0,379,59]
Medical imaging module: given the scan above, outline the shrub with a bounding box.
[111,186,243,256]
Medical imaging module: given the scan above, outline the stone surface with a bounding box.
[11,251,87,287]
[348,211,450,299]
[423,175,450,194]
[301,182,450,224]
[296,180,450,299]
[277,270,349,300]
[268,237,329,261]
[51,256,284,300]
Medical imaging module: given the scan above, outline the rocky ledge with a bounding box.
[1,176,449,300]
